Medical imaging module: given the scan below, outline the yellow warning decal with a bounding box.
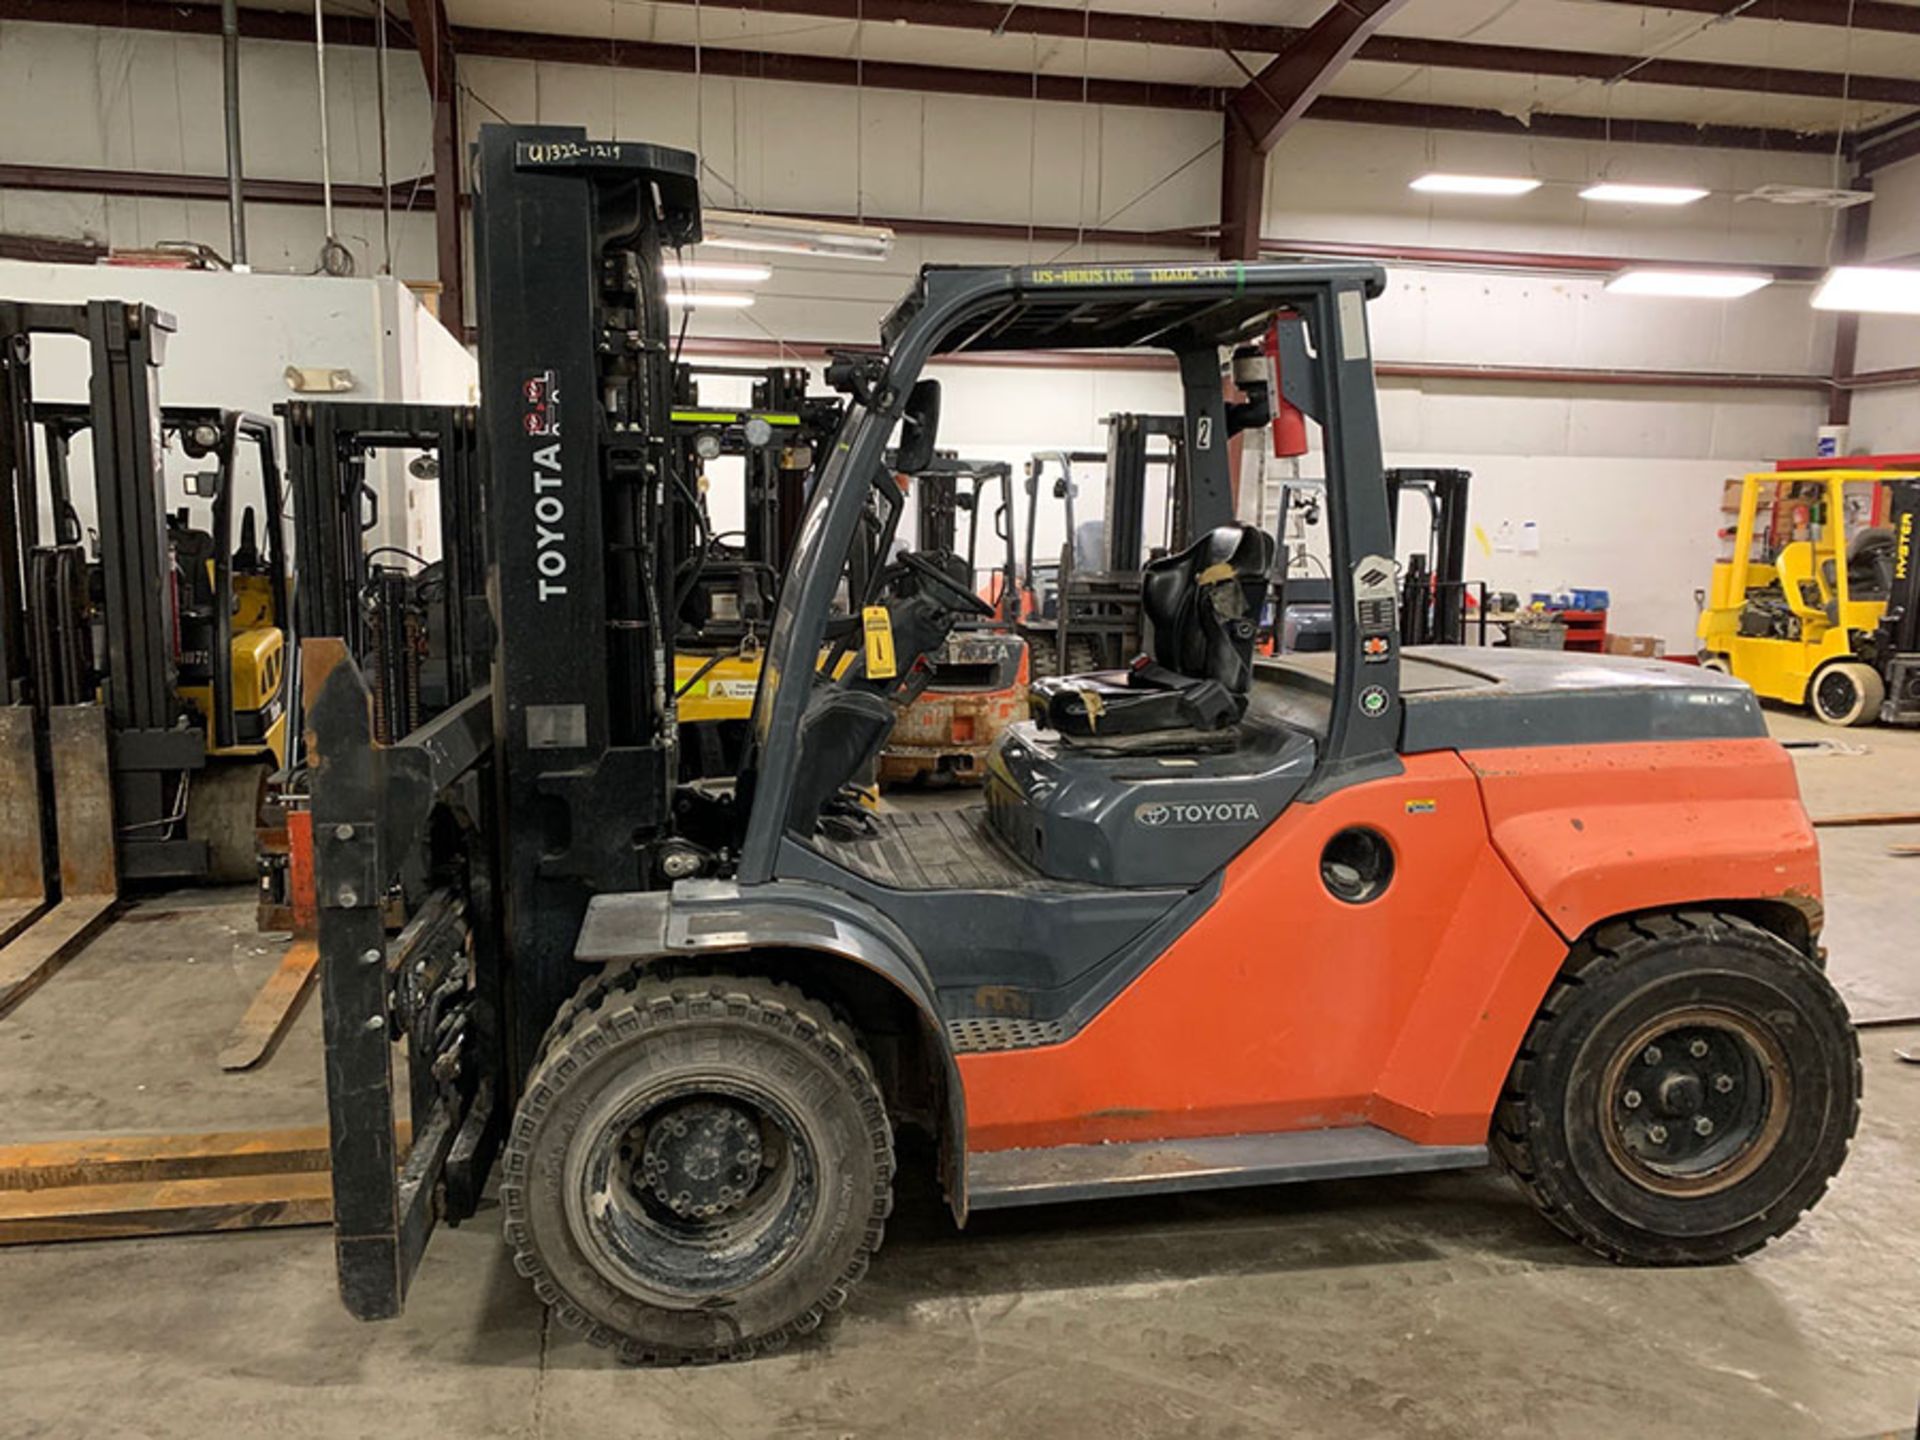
[862,605,898,679]
[1405,798,1437,814]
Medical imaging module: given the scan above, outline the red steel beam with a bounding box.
[0,0,1864,155]
[2,163,1849,283]
[1582,1,1920,36]
[445,26,1226,111]
[1255,233,1830,283]
[1857,124,1920,176]
[642,0,1920,107]
[0,162,404,211]
[1230,0,1414,151]
[404,0,466,340]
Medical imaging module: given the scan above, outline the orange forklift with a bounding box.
[879,453,1028,786]
[305,128,1858,1364]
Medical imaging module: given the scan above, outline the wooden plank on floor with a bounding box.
[1811,810,1920,828]
[0,1170,332,1244]
[0,1125,332,1193]
[0,893,116,1018]
[218,940,320,1072]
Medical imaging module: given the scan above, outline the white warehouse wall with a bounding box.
[1849,151,1920,454]
[5,17,1916,652]
[0,258,477,555]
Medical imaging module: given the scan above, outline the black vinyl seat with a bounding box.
[1031,524,1276,742]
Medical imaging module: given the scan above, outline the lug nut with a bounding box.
[1648,1124,1669,1144]
[1643,1045,1662,1065]
[1689,1039,1709,1059]
[1714,1074,1734,1093]
[1622,1089,1643,1110]
[1695,1117,1715,1137]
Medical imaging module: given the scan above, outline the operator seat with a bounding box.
[1029,524,1275,742]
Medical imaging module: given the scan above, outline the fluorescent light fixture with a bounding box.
[1811,265,1920,314]
[1409,173,1542,196]
[1580,182,1710,206]
[662,260,772,284]
[663,292,756,309]
[1605,268,1773,299]
[701,208,893,261]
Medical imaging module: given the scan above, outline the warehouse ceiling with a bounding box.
[178,0,1920,142]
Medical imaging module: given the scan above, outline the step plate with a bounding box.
[968,1126,1487,1211]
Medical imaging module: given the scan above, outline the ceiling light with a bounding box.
[663,292,756,309]
[1409,173,1542,196]
[1739,184,1872,210]
[1811,266,1920,315]
[1580,182,1710,206]
[702,209,893,261]
[1605,269,1773,299]
[662,260,772,284]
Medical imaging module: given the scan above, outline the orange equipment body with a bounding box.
[880,635,1031,787]
[959,738,1818,1154]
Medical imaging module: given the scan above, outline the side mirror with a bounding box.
[895,379,941,475]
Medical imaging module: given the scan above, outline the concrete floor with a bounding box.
[2,711,1918,1438]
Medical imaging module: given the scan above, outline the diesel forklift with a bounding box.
[879,453,1028,787]
[306,127,1858,1364]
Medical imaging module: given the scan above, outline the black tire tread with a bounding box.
[500,964,894,1365]
[1491,908,1860,1265]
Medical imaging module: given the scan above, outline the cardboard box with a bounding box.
[1606,633,1661,658]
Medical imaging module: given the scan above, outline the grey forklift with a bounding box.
[305,127,1858,1366]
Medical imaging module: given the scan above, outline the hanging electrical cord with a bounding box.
[375,0,393,274]
[312,0,353,276]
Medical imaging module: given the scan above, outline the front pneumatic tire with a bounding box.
[1494,911,1858,1265]
[500,968,894,1363]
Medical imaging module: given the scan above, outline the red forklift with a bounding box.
[303,127,1858,1364]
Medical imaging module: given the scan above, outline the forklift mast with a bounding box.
[472,129,703,1072]
[0,300,232,880]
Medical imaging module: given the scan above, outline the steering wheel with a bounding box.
[898,550,996,618]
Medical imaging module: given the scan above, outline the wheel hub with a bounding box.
[1601,1009,1788,1196]
[635,1100,765,1221]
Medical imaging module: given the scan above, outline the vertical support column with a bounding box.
[1827,183,1874,428]
[407,0,465,342]
[1218,120,1265,263]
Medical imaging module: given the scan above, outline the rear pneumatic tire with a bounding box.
[1493,911,1858,1265]
[1698,654,1730,675]
[500,968,894,1364]
[1809,660,1884,727]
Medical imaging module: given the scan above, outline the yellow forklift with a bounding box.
[1699,464,1920,726]
[0,300,290,1014]
[670,368,842,778]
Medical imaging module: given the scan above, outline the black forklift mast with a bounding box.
[279,401,487,747]
[0,299,223,880]
[1385,466,1472,647]
[473,128,701,1077]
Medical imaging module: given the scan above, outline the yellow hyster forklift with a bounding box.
[1700,464,1920,725]
[302,128,1857,1364]
[1,300,290,1012]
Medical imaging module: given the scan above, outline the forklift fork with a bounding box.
[0,706,119,1016]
